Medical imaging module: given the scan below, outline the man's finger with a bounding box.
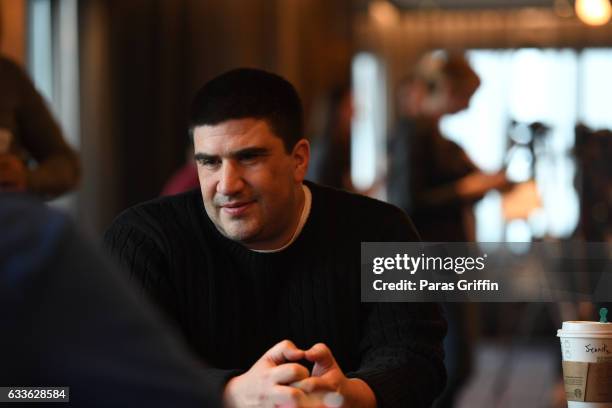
[266,340,304,365]
[270,384,307,406]
[304,343,335,370]
[269,363,309,385]
[291,376,336,393]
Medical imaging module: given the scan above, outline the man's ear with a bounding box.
[291,139,310,182]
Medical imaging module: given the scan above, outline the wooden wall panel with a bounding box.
[0,0,26,64]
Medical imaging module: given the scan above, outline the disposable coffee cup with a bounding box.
[557,320,612,407]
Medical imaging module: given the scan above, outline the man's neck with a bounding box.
[250,184,308,253]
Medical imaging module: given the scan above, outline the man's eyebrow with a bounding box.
[194,147,270,162]
[230,147,270,158]
[194,152,218,162]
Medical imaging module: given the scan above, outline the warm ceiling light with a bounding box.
[575,0,612,26]
[369,0,400,26]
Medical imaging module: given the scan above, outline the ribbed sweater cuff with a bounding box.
[198,368,245,396]
[347,366,421,408]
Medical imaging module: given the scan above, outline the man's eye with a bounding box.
[198,159,220,168]
[240,156,256,163]
[239,154,262,164]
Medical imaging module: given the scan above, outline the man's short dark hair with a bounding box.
[189,68,304,152]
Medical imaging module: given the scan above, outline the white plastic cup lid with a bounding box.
[557,321,612,338]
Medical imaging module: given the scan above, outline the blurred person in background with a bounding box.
[308,84,383,196]
[387,51,510,408]
[307,84,354,191]
[0,55,80,198]
[387,51,509,241]
[0,194,220,407]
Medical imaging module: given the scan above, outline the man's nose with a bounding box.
[216,161,245,196]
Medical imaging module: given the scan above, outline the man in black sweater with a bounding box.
[104,68,446,408]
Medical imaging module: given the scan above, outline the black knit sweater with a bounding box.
[104,182,447,407]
